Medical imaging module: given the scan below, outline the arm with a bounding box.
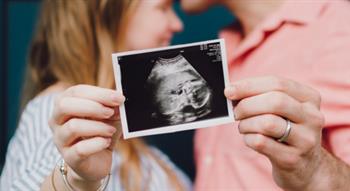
[0,95,59,191]
[306,127,350,190]
[307,146,350,190]
[41,164,102,191]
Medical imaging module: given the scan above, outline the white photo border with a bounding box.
[112,39,234,139]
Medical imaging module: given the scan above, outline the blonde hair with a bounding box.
[27,0,185,190]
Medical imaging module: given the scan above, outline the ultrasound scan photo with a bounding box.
[146,54,213,125]
[113,39,234,138]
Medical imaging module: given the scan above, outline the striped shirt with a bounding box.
[0,94,191,190]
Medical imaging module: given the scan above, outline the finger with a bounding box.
[238,114,302,147]
[64,137,112,163]
[109,107,120,121]
[63,85,125,107]
[234,91,304,123]
[53,97,115,124]
[225,76,321,108]
[108,123,123,151]
[243,134,301,170]
[57,118,117,146]
[100,119,122,150]
[301,102,325,130]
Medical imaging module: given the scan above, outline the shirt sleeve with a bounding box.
[0,95,60,191]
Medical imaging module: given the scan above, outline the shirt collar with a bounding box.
[221,0,329,62]
[277,0,328,25]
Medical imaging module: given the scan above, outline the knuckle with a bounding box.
[68,84,86,97]
[70,85,81,96]
[75,145,87,159]
[270,92,287,111]
[66,86,76,95]
[266,75,278,83]
[65,119,79,137]
[314,112,325,128]
[261,115,279,135]
[236,80,249,91]
[305,104,325,128]
[303,135,318,151]
[307,87,322,106]
[252,134,267,151]
[56,97,68,115]
[270,76,288,92]
[235,101,248,119]
[282,155,301,169]
[238,120,250,134]
[237,121,245,133]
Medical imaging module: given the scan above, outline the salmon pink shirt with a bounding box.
[194,0,350,190]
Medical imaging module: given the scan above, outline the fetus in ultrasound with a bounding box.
[146,54,212,125]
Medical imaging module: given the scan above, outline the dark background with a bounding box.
[119,42,228,132]
[0,0,234,180]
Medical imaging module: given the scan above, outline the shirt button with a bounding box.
[204,155,212,165]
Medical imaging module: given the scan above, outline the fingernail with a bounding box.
[106,138,112,145]
[109,127,117,134]
[120,95,126,103]
[111,112,120,120]
[233,111,237,121]
[103,108,114,117]
[225,86,236,99]
[233,108,240,120]
[111,93,124,104]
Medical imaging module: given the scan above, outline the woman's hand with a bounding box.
[225,76,325,190]
[49,85,125,189]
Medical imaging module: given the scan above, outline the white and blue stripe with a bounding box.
[0,94,191,191]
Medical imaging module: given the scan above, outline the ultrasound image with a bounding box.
[146,54,212,125]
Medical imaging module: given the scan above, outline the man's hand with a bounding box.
[224,76,332,190]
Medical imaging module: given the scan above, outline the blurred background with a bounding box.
[0,0,234,180]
